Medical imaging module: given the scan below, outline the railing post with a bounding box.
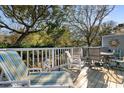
[20,50,23,59]
[71,48,73,58]
[52,48,54,68]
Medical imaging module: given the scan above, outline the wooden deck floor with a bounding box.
[74,67,124,88]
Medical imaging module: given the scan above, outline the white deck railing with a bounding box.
[0,48,74,69]
[0,47,101,70]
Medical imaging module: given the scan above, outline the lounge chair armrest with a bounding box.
[28,68,43,71]
[0,80,29,84]
[0,80,30,87]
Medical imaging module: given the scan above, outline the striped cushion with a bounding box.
[6,51,28,80]
[0,51,19,80]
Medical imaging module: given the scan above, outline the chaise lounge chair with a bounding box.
[0,51,74,88]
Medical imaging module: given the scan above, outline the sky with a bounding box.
[0,5,124,35]
[104,5,124,24]
[0,5,124,24]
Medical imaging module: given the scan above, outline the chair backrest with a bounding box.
[65,51,73,63]
[0,51,28,81]
[88,48,101,60]
[73,48,82,56]
[113,49,122,59]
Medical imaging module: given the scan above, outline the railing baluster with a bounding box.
[60,49,61,65]
[27,50,29,68]
[45,49,47,60]
[62,49,64,64]
[54,49,56,66]
[71,48,73,58]
[41,50,43,68]
[52,48,54,68]
[49,49,51,66]
[63,49,65,64]
[21,50,23,60]
[32,50,35,68]
[37,50,39,68]
[58,49,59,66]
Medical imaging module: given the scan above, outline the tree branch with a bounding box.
[0,22,23,34]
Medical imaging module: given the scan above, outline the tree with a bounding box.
[46,26,68,47]
[22,30,72,47]
[92,21,116,46]
[0,5,51,46]
[113,23,124,34]
[46,6,70,46]
[8,32,20,44]
[0,5,69,47]
[68,5,115,46]
[54,28,72,47]
[22,32,53,47]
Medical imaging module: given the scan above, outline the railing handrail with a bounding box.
[0,47,74,51]
[0,46,102,50]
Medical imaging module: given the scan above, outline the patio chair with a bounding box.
[110,49,124,68]
[65,50,82,70]
[0,51,74,88]
[42,59,51,71]
[87,48,103,68]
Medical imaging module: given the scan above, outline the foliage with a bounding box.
[0,5,69,46]
[21,29,72,47]
[68,5,115,46]
[0,43,8,48]
[0,5,117,48]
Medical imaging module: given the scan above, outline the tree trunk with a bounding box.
[14,33,28,47]
[86,37,91,47]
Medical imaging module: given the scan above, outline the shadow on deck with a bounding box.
[74,66,124,88]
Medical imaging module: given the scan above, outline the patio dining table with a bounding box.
[100,52,114,56]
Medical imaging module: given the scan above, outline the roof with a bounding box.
[102,34,124,38]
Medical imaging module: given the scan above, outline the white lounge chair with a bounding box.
[0,51,74,88]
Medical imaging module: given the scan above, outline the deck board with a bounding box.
[116,70,123,88]
[74,67,124,88]
[81,69,99,88]
[94,68,105,88]
[120,69,124,87]
[107,70,117,88]
[74,67,95,88]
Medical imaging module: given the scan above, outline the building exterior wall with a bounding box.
[102,34,124,56]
